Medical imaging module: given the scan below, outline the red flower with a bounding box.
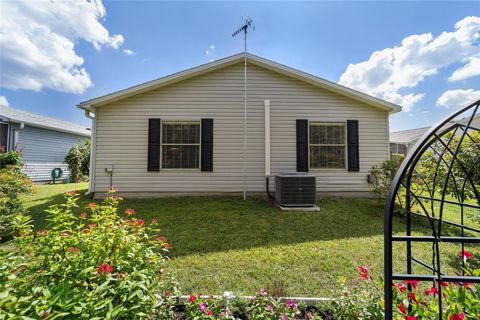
[398,303,406,315]
[207,310,213,315]
[188,294,196,302]
[394,282,407,292]
[424,286,438,295]
[65,191,78,196]
[87,202,97,207]
[460,250,473,259]
[450,313,465,320]
[405,316,417,320]
[80,212,88,219]
[97,263,113,274]
[37,229,47,235]
[404,280,420,289]
[124,208,136,215]
[135,219,144,226]
[357,265,370,279]
[155,236,167,242]
[408,292,418,304]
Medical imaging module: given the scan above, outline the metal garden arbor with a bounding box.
[384,100,480,319]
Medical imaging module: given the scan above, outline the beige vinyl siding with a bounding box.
[93,62,389,194]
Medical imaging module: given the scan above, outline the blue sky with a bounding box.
[1,1,479,132]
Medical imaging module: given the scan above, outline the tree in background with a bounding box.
[64,139,90,183]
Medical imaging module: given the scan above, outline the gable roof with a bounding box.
[0,105,91,137]
[78,53,402,114]
[390,127,430,144]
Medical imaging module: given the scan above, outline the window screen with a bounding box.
[161,122,200,169]
[309,123,346,169]
[0,124,7,153]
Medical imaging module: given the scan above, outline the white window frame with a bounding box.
[160,120,201,170]
[308,122,347,170]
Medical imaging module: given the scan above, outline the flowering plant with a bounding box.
[183,289,321,319]
[0,190,176,319]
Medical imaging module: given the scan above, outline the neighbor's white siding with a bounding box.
[93,62,389,194]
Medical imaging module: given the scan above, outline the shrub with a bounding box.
[0,150,32,241]
[0,190,176,319]
[370,153,404,200]
[64,139,90,182]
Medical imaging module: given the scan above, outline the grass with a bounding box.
[23,183,480,297]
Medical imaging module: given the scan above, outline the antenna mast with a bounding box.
[232,17,254,201]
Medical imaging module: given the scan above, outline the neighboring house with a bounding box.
[0,105,91,182]
[78,53,402,197]
[390,113,480,156]
[390,127,429,155]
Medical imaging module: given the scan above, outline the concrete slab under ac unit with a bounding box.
[275,203,320,211]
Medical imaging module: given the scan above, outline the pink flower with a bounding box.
[155,236,167,242]
[408,292,418,304]
[357,265,370,279]
[257,288,267,296]
[97,263,113,274]
[394,282,407,292]
[404,280,420,289]
[450,313,465,320]
[163,243,173,249]
[207,310,213,315]
[135,219,144,226]
[424,286,438,295]
[398,303,406,315]
[281,314,286,320]
[37,229,47,235]
[88,223,97,228]
[460,250,473,259]
[405,316,417,320]
[188,295,196,302]
[266,304,273,311]
[287,299,297,310]
[80,212,88,219]
[200,303,207,312]
[124,208,136,215]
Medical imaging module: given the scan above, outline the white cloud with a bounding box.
[436,89,480,108]
[123,49,135,56]
[0,0,124,94]
[0,96,9,106]
[339,16,480,111]
[449,56,480,81]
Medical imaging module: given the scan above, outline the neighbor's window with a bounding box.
[0,123,8,153]
[161,121,200,169]
[309,122,346,169]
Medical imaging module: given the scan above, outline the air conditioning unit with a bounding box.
[275,173,316,207]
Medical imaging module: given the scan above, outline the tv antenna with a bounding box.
[232,17,254,201]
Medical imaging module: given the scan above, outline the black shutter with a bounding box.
[147,118,161,171]
[296,119,309,172]
[201,118,213,171]
[347,120,360,172]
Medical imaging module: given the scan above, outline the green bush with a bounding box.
[0,190,176,319]
[0,150,32,241]
[64,139,90,182]
[370,153,404,200]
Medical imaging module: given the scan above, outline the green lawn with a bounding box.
[23,183,479,297]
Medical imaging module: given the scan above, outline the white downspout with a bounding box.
[264,99,271,177]
[84,109,96,194]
